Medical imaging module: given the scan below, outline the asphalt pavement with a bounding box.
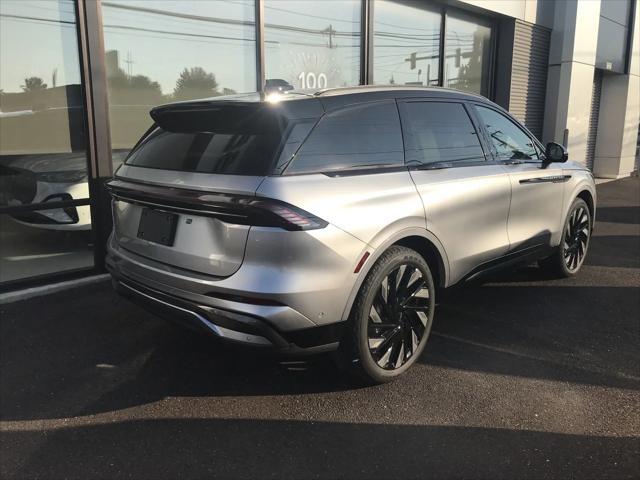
[1,176,639,479]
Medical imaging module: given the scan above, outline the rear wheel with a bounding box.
[539,197,591,277]
[340,246,435,384]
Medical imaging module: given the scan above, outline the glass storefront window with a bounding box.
[0,0,94,283]
[264,0,361,90]
[0,212,93,283]
[101,0,257,160]
[373,0,441,86]
[444,11,492,96]
[0,0,88,207]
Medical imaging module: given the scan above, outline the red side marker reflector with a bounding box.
[354,251,371,273]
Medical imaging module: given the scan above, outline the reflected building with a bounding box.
[0,0,638,288]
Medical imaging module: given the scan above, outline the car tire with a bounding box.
[339,246,436,384]
[538,197,591,278]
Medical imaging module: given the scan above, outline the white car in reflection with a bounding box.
[2,151,126,231]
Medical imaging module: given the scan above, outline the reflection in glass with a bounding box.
[401,102,485,164]
[475,106,537,160]
[444,12,492,95]
[0,0,89,216]
[373,0,441,86]
[264,0,361,90]
[595,17,628,73]
[0,213,94,283]
[287,101,404,174]
[101,0,256,157]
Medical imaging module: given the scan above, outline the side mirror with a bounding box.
[545,142,568,163]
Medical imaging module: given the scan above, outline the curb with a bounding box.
[0,274,111,305]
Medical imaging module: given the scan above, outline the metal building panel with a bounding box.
[509,20,551,140]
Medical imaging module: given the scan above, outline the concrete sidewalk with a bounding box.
[1,177,639,479]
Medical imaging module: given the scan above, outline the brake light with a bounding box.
[251,199,328,231]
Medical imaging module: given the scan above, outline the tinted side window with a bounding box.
[285,100,404,174]
[400,101,485,164]
[475,105,538,160]
[273,121,316,174]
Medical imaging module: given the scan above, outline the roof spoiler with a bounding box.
[150,102,286,134]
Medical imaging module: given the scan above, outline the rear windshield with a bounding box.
[125,105,287,176]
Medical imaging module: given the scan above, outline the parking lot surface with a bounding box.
[1,177,639,479]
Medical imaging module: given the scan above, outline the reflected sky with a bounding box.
[101,0,256,95]
[0,0,80,93]
[373,0,441,86]
[264,0,361,89]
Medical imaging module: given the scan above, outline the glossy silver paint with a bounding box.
[106,87,597,349]
[409,164,511,283]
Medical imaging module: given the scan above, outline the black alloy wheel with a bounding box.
[539,197,591,278]
[563,203,590,272]
[367,264,430,370]
[341,246,435,384]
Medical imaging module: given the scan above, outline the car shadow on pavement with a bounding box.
[0,283,363,421]
[586,235,640,268]
[2,418,638,480]
[424,281,640,391]
[595,206,640,225]
[1,271,638,423]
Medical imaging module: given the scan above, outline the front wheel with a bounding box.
[539,197,592,277]
[340,246,435,384]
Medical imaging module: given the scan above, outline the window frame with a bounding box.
[282,99,406,176]
[470,102,546,164]
[397,97,492,169]
[368,2,496,98]
[442,7,496,99]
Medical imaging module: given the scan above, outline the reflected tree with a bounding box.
[21,77,48,92]
[174,67,219,101]
[108,68,163,106]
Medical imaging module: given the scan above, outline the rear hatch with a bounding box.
[108,101,299,277]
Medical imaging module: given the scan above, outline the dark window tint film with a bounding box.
[125,107,288,176]
[400,101,485,164]
[286,100,404,174]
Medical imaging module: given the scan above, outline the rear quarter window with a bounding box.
[284,100,404,174]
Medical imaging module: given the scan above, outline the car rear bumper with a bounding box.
[108,263,345,355]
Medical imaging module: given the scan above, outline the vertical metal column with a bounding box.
[361,0,373,85]
[76,0,113,270]
[255,0,265,92]
[437,8,446,87]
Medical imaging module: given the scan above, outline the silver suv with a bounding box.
[106,87,596,383]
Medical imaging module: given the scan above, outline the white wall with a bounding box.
[543,0,600,167]
[458,0,554,28]
[594,2,640,178]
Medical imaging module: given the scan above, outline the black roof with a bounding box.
[307,85,490,110]
[313,84,486,100]
[152,85,494,121]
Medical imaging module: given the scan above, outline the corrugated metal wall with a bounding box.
[586,70,603,171]
[509,20,551,140]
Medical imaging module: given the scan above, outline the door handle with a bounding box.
[519,175,571,184]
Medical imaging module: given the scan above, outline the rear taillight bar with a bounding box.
[105,178,327,231]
